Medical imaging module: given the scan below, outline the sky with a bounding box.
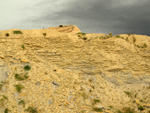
[0,0,150,35]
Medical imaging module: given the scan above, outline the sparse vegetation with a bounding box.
[115,35,121,38]
[136,45,140,48]
[77,32,86,36]
[43,33,46,36]
[14,84,24,93]
[59,25,63,27]
[15,73,29,81]
[24,65,31,71]
[92,107,103,112]
[81,110,87,113]
[109,106,113,109]
[109,32,113,37]
[5,33,9,37]
[0,95,8,106]
[100,35,109,39]
[134,93,137,98]
[136,43,147,48]
[125,37,129,42]
[22,45,25,50]
[143,43,147,48]
[92,99,101,105]
[53,69,57,72]
[81,92,88,100]
[0,81,6,90]
[124,91,132,97]
[123,107,135,113]
[128,34,131,36]
[118,107,135,113]
[4,108,10,113]
[117,110,122,113]
[133,37,136,43]
[18,100,25,107]
[83,37,87,40]
[115,35,124,39]
[2,95,8,100]
[25,106,38,113]
[13,30,23,34]
[138,106,145,111]
[0,84,3,90]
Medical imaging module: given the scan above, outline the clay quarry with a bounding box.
[0,25,150,113]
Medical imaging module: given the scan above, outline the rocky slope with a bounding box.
[0,25,150,113]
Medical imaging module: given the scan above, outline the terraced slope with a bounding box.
[0,26,150,113]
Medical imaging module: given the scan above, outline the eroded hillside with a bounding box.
[0,25,150,113]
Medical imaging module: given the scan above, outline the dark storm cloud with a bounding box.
[26,0,150,35]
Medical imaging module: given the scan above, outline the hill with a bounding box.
[0,25,150,113]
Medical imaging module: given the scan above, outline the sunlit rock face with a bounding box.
[49,25,81,33]
[0,25,150,113]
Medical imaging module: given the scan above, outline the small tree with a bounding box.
[59,25,63,27]
[5,33,9,37]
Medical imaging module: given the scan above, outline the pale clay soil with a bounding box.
[0,25,150,113]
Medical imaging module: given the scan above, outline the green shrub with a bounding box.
[136,45,140,48]
[0,95,8,106]
[134,93,137,98]
[125,37,129,42]
[133,37,136,43]
[81,110,86,113]
[18,100,25,107]
[83,37,87,40]
[24,65,31,71]
[100,35,109,39]
[13,30,23,34]
[122,107,135,113]
[22,45,25,50]
[109,33,113,37]
[5,33,9,37]
[4,108,10,113]
[117,107,135,113]
[14,84,24,93]
[0,84,3,90]
[124,91,132,97]
[117,110,122,113]
[138,106,145,111]
[93,99,100,103]
[0,81,6,90]
[109,106,113,109]
[43,33,46,36]
[143,43,147,48]
[77,32,86,36]
[136,43,147,48]
[128,34,131,36]
[15,74,29,81]
[15,74,23,80]
[92,99,101,105]
[25,106,38,113]
[59,25,63,27]
[115,35,121,38]
[2,95,8,100]
[92,107,103,112]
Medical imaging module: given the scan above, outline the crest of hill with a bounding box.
[49,25,81,33]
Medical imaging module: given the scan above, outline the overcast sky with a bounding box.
[0,0,150,35]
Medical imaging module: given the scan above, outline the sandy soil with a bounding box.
[0,25,150,113]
